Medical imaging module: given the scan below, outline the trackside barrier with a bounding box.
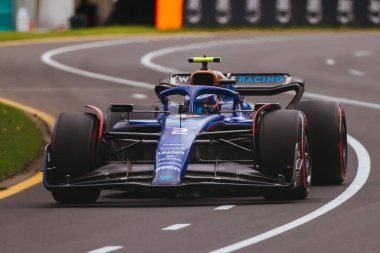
[155,0,380,29]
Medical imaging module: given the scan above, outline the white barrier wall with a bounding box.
[38,0,74,30]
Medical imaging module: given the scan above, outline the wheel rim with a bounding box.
[304,131,312,187]
[338,105,348,181]
[341,120,348,176]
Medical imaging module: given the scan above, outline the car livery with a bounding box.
[44,56,348,204]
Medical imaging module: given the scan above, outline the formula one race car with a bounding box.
[43,57,347,204]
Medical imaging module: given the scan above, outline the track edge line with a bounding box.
[0,97,54,200]
[208,135,370,253]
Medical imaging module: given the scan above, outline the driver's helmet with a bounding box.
[194,94,219,114]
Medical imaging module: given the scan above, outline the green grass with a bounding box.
[0,25,379,42]
[0,103,42,180]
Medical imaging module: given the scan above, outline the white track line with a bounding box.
[349,69,366,77]
[325,58,336,66]
[214,205,236,210]
[354,50,372,57]
[162,224,191,230]
[132,93,147,99]
[302,93,380,110]
[210,135,371,253]
[41,38,155,89]
[140,36,330,74]
[87,246,123,253]
[41,35,210,90]
[140,35,356,74]
[209,135,370,253]
[140,39,377,111]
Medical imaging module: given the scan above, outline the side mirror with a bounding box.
[110,104,134,113]
[155,84,172,97]
[109,104,134,122]
[220,79,236,85]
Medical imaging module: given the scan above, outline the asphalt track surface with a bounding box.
[0,32,379,253]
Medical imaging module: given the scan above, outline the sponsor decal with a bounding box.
[172,75,190,85]
[186,0,202,24]
[245,0,262,24]
[156,143,186,174]
[306,0,323,24]
[178,76,190,83]
[156,166,181,172]
[180,114,200,119]
[158,151,185,155]
[160,175,172,181]
[276,0,292,24]
[337,0,354,25]
[159,157,182,162]
[158,161,182,167]
[237,75,285,83]
[215,0,232,25]
[171,127,188,135]
[368,0,380,24]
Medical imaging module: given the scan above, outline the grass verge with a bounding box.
[0,26,158,42]
[0,25,379,42]
[0,103,42,180]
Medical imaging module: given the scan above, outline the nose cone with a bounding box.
[152,169,182,185]
[152,114,222,186]
[152,130,194,186]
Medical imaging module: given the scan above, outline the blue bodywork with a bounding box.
[152,85,251,185]
[91,85,253,186]
[153,114,222,185]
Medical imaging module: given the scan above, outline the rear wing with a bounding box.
[168,73,304,108]
[171,73,296,87]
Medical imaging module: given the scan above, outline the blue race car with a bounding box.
[44,57,347,203]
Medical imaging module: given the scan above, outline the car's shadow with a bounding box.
[42,190,325,208]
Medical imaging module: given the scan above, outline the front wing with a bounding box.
[43,145,300,196]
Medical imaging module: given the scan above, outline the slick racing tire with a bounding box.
[50,113,100,203]
[259,110,311,200]
[105,105,158,131]
[294,101,347,185]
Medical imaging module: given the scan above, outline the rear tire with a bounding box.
[259,110,311,200]
[294,101,347,185]
[50,112,101,203]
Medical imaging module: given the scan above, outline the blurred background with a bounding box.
[0,0,379,32]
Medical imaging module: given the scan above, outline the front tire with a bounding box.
[50,112,101,203]
[259,110,311,200]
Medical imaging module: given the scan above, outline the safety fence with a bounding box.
[156,0,380,29]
